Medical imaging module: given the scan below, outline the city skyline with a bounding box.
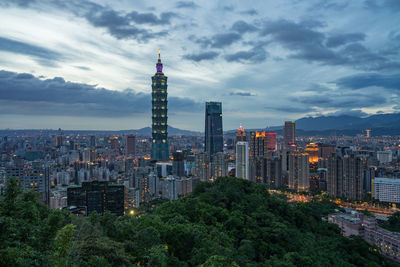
[0,0,399,131]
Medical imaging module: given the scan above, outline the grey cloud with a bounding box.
[0,70,201,117]
[0,36,62,67]
[240,9,258,16]
[183,51,219,61]
[210,32,242,48]
[260,19,400,71]
[310,0,350,11]
[127,11,177,25]
[194,32,242,49]
[326,109,368,117]
[84,8,168,41]
[229,91,256,96]
[265,106,316,113]
[175,1,199,9]
[294,92,387,109]
[334,73,400,90]
[225,46,268,63]
[365,0,400,11]
[326,33,366,47]
[74,66,91,71]
[0,0,35,7]
[223,5,234,11]
[231,21,258,33]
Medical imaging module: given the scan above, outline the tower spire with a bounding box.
[156,49,163,72]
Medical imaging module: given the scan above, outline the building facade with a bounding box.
[283,121,296,149]
[151,51,169,161]
[126,134,136,155]
[236,141,249,180]
[374,178,400,203]
[205,102,223,156]
[288,152,309,191]
[67,181,125,216]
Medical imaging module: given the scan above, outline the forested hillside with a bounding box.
[0,177,398,266]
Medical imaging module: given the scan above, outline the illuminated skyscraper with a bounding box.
[205,102,223,155]
[151,51,169,161]
[235,124,246,145]
[305,143,319,164]
[249,131,276,158]
[283,121,296,149]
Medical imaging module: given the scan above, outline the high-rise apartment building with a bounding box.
[327,152,365,200]
[250,131,277,158]
[205,102,223,155]
[151,51,169,161]
[236,141,249,180]
[126,134,136,155]
[283,121,296,149]
[6,161,50,205]
[211,152,228,179]
[305,143,319,164]
[288,152,309,191]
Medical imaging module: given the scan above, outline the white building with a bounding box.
[235,141,249,180]
[377,151,393,164]
[374,177,400,203]
[161,175,178,200]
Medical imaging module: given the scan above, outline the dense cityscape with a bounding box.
[1,0,399,266]
[0,51,399,264]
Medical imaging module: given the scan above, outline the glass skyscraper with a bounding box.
[205,102,223,155]
[151,51,169,161]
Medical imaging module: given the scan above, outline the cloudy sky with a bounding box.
[0,0,399,131]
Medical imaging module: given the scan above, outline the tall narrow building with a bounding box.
[205,102,223,155]
[283,121,296,149]
[151,50,169,161]
[236,141,249,180]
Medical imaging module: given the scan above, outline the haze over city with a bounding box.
[0,0,399,130]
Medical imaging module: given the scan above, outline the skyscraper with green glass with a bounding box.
[151,51,169,161]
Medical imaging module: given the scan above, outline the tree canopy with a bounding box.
[0,177,398,266]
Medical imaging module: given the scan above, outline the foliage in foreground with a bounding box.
[380,212,400,233]
[0,177,398,266]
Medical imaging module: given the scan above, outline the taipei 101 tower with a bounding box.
[151,50,169,161]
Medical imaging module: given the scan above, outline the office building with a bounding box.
[172,150,185,177]
[67,181,124,216]
[250,131,277,159]
[283,121,296,149]
[288,152,309,191]
[205,102,223,155]
[151,51,169,161]
[236,141,249,180]
[126,134,136,155]
[89,135,96,148]
[374,178,400,203]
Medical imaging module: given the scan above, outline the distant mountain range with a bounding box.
[224,113,400,137]
[0,126,201,136]
[2,113,400,137]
